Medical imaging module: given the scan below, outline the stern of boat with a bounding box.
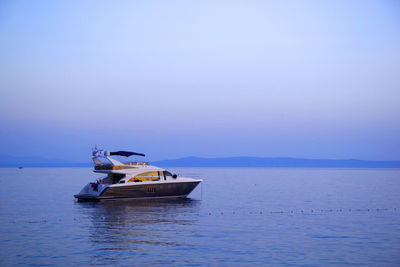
[74,183,107,202]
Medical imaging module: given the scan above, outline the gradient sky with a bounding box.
[0,0,399,162]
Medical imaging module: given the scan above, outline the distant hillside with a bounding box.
[151,156,400,168]
[1,154,400,168]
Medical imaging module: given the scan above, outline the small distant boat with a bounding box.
[18,167,23,169]
[74,148,202,201]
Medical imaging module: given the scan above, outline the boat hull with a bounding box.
[75,181,200,201]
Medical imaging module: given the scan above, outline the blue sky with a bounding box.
[0,0,399,162]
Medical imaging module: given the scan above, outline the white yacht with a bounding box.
[74,148,202,201]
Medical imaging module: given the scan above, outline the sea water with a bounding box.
[0,168,399,266]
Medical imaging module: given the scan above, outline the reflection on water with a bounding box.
[74,198,201,263]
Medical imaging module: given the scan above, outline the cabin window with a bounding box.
[127,171,160,182]
[107,173,126,184]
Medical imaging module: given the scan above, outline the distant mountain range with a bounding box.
[1,154,399,168]
[151,156,400,168]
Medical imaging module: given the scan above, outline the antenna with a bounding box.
[92,145,102,157]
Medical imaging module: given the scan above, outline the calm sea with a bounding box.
[0,168,399,266]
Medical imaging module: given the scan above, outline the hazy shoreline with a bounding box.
[2,156,400,168]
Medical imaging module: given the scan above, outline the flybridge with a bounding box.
[92,148,145,158]
[92,147,148,169]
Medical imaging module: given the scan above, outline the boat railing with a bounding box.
[125,162,148,166]
[94,162,148,170]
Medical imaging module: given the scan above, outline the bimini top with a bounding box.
[110,151,145,157]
